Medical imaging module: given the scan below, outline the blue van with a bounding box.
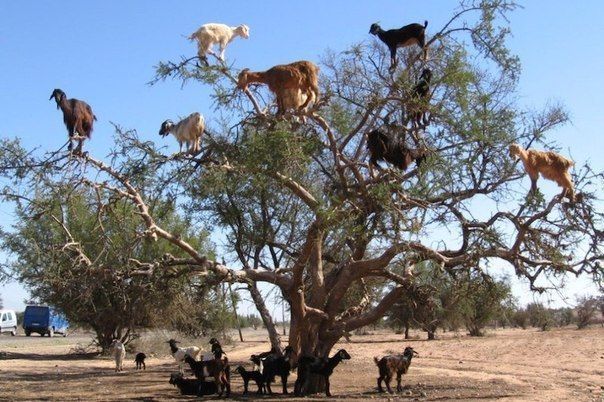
[22,305,69,337]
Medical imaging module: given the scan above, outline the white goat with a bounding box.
[189,23,250,61]
[167,338,201,374]
[110,339,126,372]
[159,112,205,155]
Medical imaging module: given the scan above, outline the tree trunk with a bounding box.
[248,283,282,351]
[427,330,435,340]
[404,325,410,340]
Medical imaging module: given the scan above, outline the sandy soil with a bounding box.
[0,326,603,401]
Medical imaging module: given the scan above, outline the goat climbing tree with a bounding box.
[1,0,603,394]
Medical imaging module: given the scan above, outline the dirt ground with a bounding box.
[0,326,603,401]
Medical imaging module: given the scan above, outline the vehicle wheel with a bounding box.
[10,327,17,336]
[25,330,31,336]
[48,328,54,338]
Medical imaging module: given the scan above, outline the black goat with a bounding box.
[236,365,265,394]
[184,355,230,397]
[134,352,146,370]
[408,68,432,128]
[261,345,295,395]
[367,129,426,172]
[49,88,97,152]
[374,346,419,393]
[209,337,227,359]
[168,372,219,396]
[294,349,351,397]
[369,21,428,70]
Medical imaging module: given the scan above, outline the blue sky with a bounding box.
[0,1,602,312]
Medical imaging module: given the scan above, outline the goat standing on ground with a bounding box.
[509,143,575,202]
[184,354,230,397]
[49,88,96,153]
[374,346,418,393]
[260,345,295,395]
[110,339,126,372]
[237,61,320,116]
[167,338,201,374]
[134,352,146,370]
[407,68,432,128]
[159,112,205,155]
[189,23,250,62]
[367,129,426,173]
[294,349,351,397]
[369,21,428,70]
[236,365,266,394]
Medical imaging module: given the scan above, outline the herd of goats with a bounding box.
[108,337,419,397]
[48,20,578,204]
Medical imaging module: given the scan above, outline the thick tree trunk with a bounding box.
[404,325,410,340]
[248,283,282,351]
[427,330,435,340]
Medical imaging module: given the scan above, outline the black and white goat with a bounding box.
[159,112,205,155]
[294,349,351,397]
[366,129,426,173]
[369,21,428,70]
[183,354,230,397]
[374,346,419,393]
[167,338,201,374]
[49,88,97,152]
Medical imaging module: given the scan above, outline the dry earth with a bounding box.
[0,326,603,401]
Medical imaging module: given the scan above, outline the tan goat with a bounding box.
[509,143,575,201]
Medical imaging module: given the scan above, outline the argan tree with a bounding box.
[1,0,602,393]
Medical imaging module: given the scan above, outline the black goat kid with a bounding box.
[236,366,265,394]
[134,352,146,370]
[294,349,351,397]
[408,68,432,128]
[367,129,426,172]
[369,21,428,70]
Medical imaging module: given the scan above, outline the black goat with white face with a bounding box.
[367,129,426,173]
[369,21,428,71]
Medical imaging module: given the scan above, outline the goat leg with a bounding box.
[325,377,331,397]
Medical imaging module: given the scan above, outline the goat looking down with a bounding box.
[168,372,219,396]
[237,61,320,115]
[189,23,250,62]
[294,349,351,397]
[159,112,205,155]
[407,68,432,128]
[509,143,575,202]
[374,346,419,393]
[49,88,96,153]
[367,129,427,173]
[183,354,230,397]
[134,352,146,370]
[369,21,428,70]
[167,338,201,374]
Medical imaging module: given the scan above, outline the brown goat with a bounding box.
[374,346,418,393]
[49,88,96,152]
[237,61,320,116]
[509,143,575,202]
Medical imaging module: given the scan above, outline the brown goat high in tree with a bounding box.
[49,89,97,152]
[237,61,320,116]
[509,143,575,202]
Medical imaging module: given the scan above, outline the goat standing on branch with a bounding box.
[407,68,432,128]
[237,61,320,116]
[189,23,250,62]
[369,21,428,71]
[509,143,576,202]
[159,112,205,155]
[49,88,96,153]
[367,128,426,173]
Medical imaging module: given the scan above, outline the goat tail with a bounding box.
[424,20,428,28]
[373,356,380,366]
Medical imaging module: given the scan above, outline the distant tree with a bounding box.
[552,307,574,327]
[0,190,215,352]
[511,307,529,329]
[575,296,599,329]
[458,273,512,336]
[526,303,553,331]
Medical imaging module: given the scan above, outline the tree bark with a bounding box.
[248,283,282,351]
